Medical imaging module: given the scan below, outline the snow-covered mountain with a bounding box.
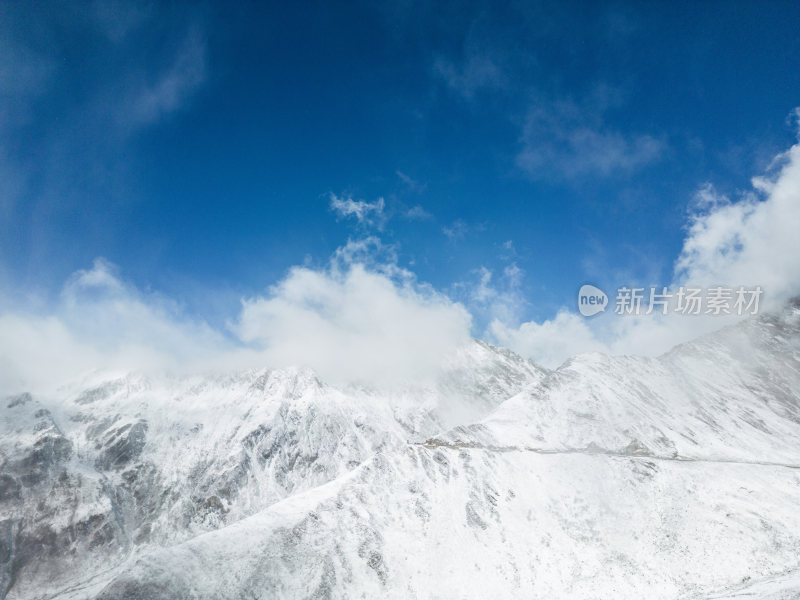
[0,340,546,599]
[2,306,800,599]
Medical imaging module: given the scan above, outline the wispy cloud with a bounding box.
[0,38,54,103]
[0,13,56,220]
[405,205,432,220]
[118,24,207,131]
[431,11,514,101]
[396,170,427,193]
[0,1,209,246]
[516,91,665,179]
[459,264,527,327]
[434,52,506,100]
[442,219,469,241]
[89,0,153,43]
[329,194,387,230]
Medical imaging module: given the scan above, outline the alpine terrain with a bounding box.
[2,303,800,599]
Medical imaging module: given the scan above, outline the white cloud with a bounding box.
[0,259,231,392]
[443,219,469,241]
[234,262,472,386]
[0,3,209,247]
[0,249,473,392]
[405,205,432,220]
[675,143,800,309]
[2,131,797,390]
[432,20,510,101]
[434,53,506,99]
[503,263,523,287]
[396,171,427,194]
[121,24,207,129]
[462,265,526,327]
[494,133,800,366]
[517,92,664,179]
[329,194,387,229]
[490,311,605,369]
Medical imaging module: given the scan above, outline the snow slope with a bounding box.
[0,341,545,599]
[93,446,800,599]
[2,306,800,599]
[436,307,800,464]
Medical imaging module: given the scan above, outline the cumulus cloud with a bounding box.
[493,132,800,367]
[329,194,387,230]
[0,249,473,392]
[234,263,472,385]
[674,143,800,308]
[491,311,606,369]
[0,259,231,393]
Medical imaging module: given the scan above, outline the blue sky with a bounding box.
[2,1,800,381]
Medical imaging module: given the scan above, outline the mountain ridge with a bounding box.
[2,309,800,599]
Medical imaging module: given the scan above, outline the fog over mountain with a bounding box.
[2,301,799,599]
